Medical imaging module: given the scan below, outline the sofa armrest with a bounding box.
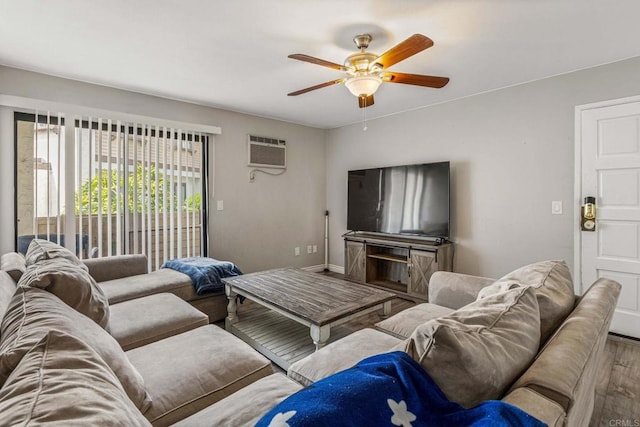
[502,388,565,427]
[428,271,495,309]
[83,254,148,283]
[508,278,620,417]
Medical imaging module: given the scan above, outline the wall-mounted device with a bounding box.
[247,134,286,169]
[580,196,596,232]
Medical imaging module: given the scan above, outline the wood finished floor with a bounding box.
[226,271,640,424]
[591,334,640,426]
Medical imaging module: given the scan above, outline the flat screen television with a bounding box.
[347,161,450,239]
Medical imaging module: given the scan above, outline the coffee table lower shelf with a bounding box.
[226,309,353,371]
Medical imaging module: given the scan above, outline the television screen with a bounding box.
[347,162,450,238]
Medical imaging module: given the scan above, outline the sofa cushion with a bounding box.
[18,257,110,328]
[126,324,273,426]
[24,238,85,267]
[172,373,303,427]
[477,260,575,343]
[287,328,403,387]
[375,303,455,339]
[83,254,148,283]
[428,272,496,309]
[0,287,151,412]
[99,268,196,304]
[109,293,209,351]
[1,252,26,282]
[404,286,541,408]
[188,292,228,323]
[0,330,151,426]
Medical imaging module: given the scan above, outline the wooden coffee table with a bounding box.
[223,268,394,369]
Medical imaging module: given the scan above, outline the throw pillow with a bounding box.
[18,257,110,328]
[0,330,151,426]
[0,287,151,412]
[477,260,575,343]
[375,303,455,339]
[404,286,541,408]
[24,238,85,268]
[0,252,26,282]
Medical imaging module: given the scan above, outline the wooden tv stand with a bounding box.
[343,232,454,301]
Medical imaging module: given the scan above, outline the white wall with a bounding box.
[326,56,640,279]
[0,66,327,272]
[209,111,327,272]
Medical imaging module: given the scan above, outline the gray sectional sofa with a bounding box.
[285,261,621,427]
[0,240,302,425]
[82,253,229,323]
[0,242,622,426]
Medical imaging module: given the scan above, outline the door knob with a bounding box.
[581,196,596,231]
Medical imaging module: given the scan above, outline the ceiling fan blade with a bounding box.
[382,72,449,88]
[288,78,346,96]
[288,54,346,71]
[358,94,374,108]
[374,34,434,69]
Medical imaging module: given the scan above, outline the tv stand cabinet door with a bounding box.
[408,250,437,299]
[345,240,366,283]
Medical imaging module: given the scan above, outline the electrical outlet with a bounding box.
[294,247,300,256]
[312,245,318,253]
[307,245,312,254]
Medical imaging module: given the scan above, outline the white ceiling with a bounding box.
[2,0,640,129]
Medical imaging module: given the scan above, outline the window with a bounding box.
[174,183,187,207]
[15,112,209,271]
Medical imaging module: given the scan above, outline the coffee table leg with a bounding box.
[225,285,238,330]
[379,300,391,318]
[310,325,331,351]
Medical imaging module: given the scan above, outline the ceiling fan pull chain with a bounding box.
[362,103,368,131]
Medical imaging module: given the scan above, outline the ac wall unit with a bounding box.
[247,134,286,169]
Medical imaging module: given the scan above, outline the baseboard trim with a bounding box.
[608,332,640,344]
[301,264,327,273]
[301,264,344,274]
[328,264,344,274]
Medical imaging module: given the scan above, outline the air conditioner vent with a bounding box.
[249,134,286,146]
[248,134,286,168]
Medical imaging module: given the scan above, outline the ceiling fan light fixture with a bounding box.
[287,33,448,108]
[345,75,382,97]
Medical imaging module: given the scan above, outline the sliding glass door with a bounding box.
[15,112,209,271]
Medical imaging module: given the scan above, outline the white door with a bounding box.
[579,98,640,338]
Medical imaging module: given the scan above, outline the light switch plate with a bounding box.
[551,200,562,215]
[217,200,224,211]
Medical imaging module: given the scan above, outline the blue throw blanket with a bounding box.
[257,352,546,427]
[161,257,242,295]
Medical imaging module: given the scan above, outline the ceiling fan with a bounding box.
[287,33,450,108]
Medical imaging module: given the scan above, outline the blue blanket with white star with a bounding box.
[256,352,546,427]
[161,256,242,295]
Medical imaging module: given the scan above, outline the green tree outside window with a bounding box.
[75,165,199,214]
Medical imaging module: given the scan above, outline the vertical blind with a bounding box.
[16,111,209,271]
